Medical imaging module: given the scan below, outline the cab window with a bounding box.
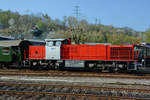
[46,41,62,46]
[56,41,61,46]
[134,46,145,58]
[46,41,53,46]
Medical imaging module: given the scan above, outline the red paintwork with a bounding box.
[107,45,134,61]
[29,46,45,60]
[62,44,107,60]
[62,44,135,61]
[28,42,135,62]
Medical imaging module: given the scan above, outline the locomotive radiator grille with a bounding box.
[110,47,133,60]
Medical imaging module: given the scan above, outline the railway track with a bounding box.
[0,82,149,99]
[0,82,149,94]
[0,90,149,100]
[0,68,149,79]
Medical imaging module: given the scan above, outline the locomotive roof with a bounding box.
[84,42,111,45]
[27,39,45,45]
[0,39,45,47]
[0,40,22,47]
[45,39,66,42]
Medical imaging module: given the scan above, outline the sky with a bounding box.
[0,0,150,32]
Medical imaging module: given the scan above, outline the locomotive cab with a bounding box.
[134,43,150,73]
[45,38,70,60]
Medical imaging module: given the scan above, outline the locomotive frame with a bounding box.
[0,39,150,73]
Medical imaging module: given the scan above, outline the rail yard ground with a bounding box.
[0,69,150,99]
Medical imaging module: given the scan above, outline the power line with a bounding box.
[95,18,101,25]
[74,5,80,21]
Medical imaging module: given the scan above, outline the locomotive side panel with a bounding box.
[29,46,45,60]
[45,46,61,60]
[61,44,107,60]
[107,45,134,61]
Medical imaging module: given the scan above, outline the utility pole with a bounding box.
[73,5,81,44]
[74,5,80,21]
[95,18,101,26]
[98,18,101,25]
[95,18,98,25]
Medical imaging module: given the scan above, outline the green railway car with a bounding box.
[0,46,13,62]
[0,39,45,68]
[0,46,22,66]
[0,40,25,67]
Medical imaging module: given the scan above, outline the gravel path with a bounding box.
[0,75,150,85]
[0,75,150,89]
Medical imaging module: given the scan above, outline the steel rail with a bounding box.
[0,69,149,79]
[0,82,149,94]
[0,90,149,100]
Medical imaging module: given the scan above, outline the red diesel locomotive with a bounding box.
[27,38,150,73]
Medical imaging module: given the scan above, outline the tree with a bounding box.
[36,20,47,31]
[31,27,43,38]
[145,28,150,42]
[67,16,78,28]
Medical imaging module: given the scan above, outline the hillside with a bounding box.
[0,10,149,44]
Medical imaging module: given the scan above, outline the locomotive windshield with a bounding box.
[46,41,62,46]
[147,47,150,56]
[134,44,150,58]
[46,41,53,46]
[45,38,71,46]
[134,46,145,59]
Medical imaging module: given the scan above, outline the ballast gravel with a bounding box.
[0,75,150,89]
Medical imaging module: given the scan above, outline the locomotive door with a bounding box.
[45,41,61,60]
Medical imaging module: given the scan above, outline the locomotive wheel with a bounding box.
[84,62,89,72]
[30,61,37,69]
[108,67,114,73]
[57,61,65,71]
[57,66,65,71]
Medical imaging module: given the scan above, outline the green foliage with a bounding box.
[106,33,142,45]
[0,9,146,44]
[36,20,47,31]
[145,28,150,42]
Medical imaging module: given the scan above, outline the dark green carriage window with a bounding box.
[2,47,10,55]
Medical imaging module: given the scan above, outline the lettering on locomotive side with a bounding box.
[50,48,55,50]
[65,60,85,68]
